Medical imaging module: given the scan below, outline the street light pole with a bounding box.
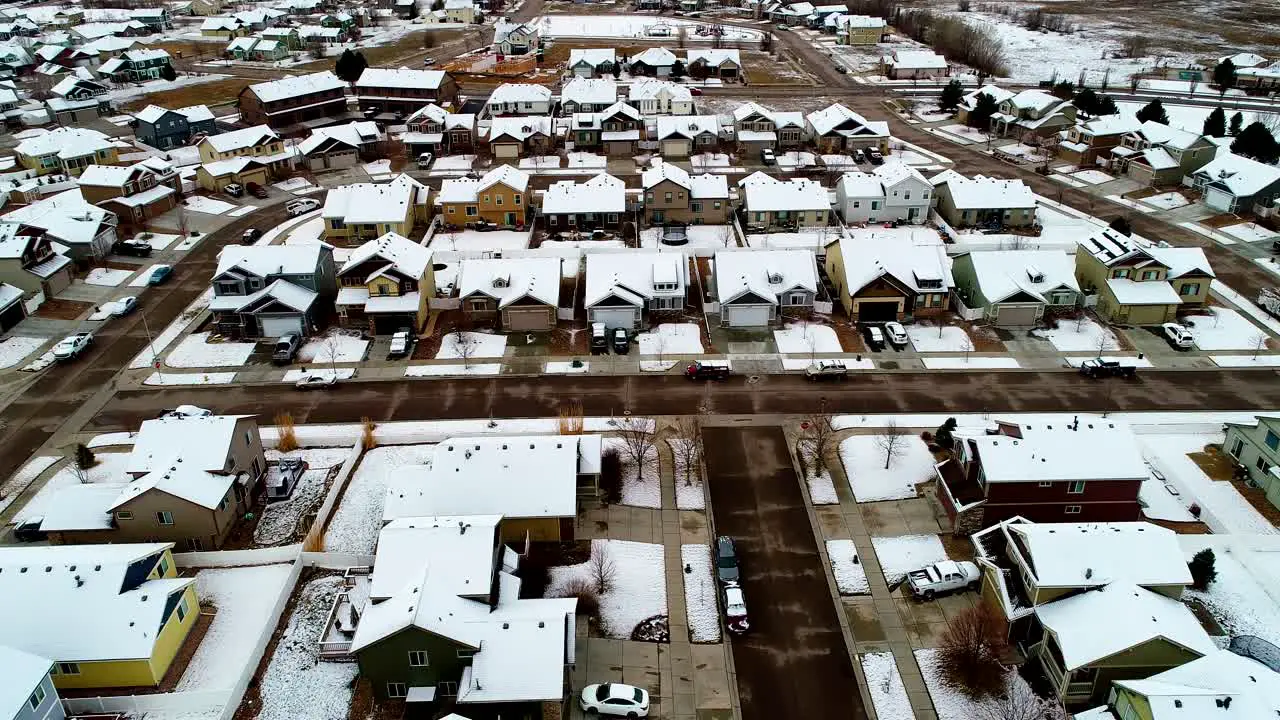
[139,306,157,365]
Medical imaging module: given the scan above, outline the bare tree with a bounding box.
[615,416,657,481]
[977,681,1068,720]
[960,335,975,363]
[449,330,478,368]
[876,419,906,470]
[800,409,835,475]
[321,333,343,376]
[1095,329,1115,359]
[719,224,736,248]
[939,602,1010,696]
[671,416,703,486]
[798,319,818,360]
[588,543,617,595]
[1253,332,1269,359]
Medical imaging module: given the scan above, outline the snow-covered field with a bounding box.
[436,331,508,359]
[297,330,368,363]
[177,564,295,691]
[165,332,257,368]
[1181,307,1268,351]
[914,647,1037,720]
[324,444,436,553]
[1221,222,1278,243]
[906,325,973,353]
[861,652,913,720]
[534,14,762,40]
[1181,538,1280,647]
[1211,355,1280,367]
[681,543,721,643]
[1141,433,1277,536]
[255,448,350,546]
[1031,317,1120,352]
[85,268,134,286]
[254,576,358,720]
[638,323,703,356]
[838,434,937,503]
[937,124,990,143]
[546,539,668,640]
[0,336,47,369]
[744,228,840,249]
[1143,192,1190,210]
[871,534,947,586]
[669,438,705,510]
[774,323,842,355]
[1114,101,1280,142]
[605,436,661,508]
[184,196,239,214]
[827,539,869,595]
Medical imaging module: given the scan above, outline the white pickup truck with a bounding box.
[907,560,980,599]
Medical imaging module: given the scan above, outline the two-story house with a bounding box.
[559,76,616,114]
[238,70,347,128]
[335,231,434,334]
[641,160,731,227]
[1058,114,1141,167]
[833,14,885,44]
[78,161,177,226]
[732,101,805,152]
[585,251,688,330]
[15,126,119,177]
[0,223,73,298]
[930,170,1037,229]
[437,164,530,228]
[484,115,555,159]
[881,49,948,79]
[628,79,692,115]
[713,248,818,327]
[540,173,627,233]
[1,647,65,720]
[655,115,723,157]
[567,101,642,156]
[1076,227,1214,324]
[805,103,890,154]
[210,244,337,337]
[402,103,476,156]
[950,249,1081,327]
[1223,415,1280,514]
[988,88,1077,139]
[134,104,216,150]
[97,48,172,82]
[834,160,932,224]
[1094,649,1280,720]
[353,67,458,117]
[322,174,431,245]
[298,120,386,171]
[458,256,560,331]
[1188,152,1280,214]
[492,19,539,55]
[1,189,118,260]
[739,172,830,230]
[824,233,952,322]
[568,47,617,77]
[1111,120,1216,186]
[225,36,288,62]
[194,124,290,192]
[486,82,551,116]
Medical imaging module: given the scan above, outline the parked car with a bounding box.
[52,331,93,360]
[689,86,702,96]
[167,405,211,418]
[268,457,307,501]
[722,581,750,634]
[286,198,320,217]
[579,683,649,718]
[760,148,776,165]
[272,333,301,365]
[805,359,848,380]
[867,149,884,164]
[294,372,338,390]
[907,560,980,600]
[685,360,731,381]
[1078,358,1137,379]
[147,264,173,285]
[247,182,268,199]
[591,322,608,355]
[417,152,434,169]
[223,183,243,197]
[109,296,137,317]
[422,57,436,66]
[883,321,909,348]
[13,517,46,543]
[715,535,739,584]
[774,23,789,30]
[388,329,415,359]
[850,148,864,163]
[862,325,885,350]
[241,228,261,244]
[113,238,152,257]
[1161,322,1194,350]
[611,327,629,355]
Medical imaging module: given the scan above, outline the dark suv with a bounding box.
[716,536,740,584]
[113,239,153,257]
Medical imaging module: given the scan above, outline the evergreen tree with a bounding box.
[939,79,963,112]
[334,48,357,81]
[1094,95,1119,116]
[159,63,177,82]
[1231,122,1280,164]
[353,50,369,78]
[968,92,998,129]
[1135,98,1168,124]
[1188,548,1217,590]
[1074,87,1098,115]
[1109,216,1132,236]
[669,59,686,79]
[1229,111,1244,136]
[74,443,95,470]
[1052,79,1075,99]
[1213,58,1237,94]
[1202,106,1226,137]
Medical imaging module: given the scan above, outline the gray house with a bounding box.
[2,646,65,720]
[1223,415,1280,514]
[134,104,217,151]
[209,244,336,338]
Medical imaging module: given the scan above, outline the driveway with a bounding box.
[703,425,867,720]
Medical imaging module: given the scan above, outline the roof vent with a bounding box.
[492,275,509,289]
[1025,266,1044,283]
[1085,568,1093,579]
[502,622,510,629]
[766,271,783,284]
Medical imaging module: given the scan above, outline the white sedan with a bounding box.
[580,683,650,718]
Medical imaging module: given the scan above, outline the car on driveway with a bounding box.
[294,373,338,390]
[863,325,885,350]
[761,148,776,165]
[775,23,789,30]
[272,333,301,365]
[579,683,650,718]
[286,198,320,217]
[224,183,243,197]
[722,581,750,634]
[147,265,173,285]
[867,149,884,164]
[247,182,268,199]
[388,329,415,359]
[52,331,93,360]
[611,327,630,355]
[907,560,980,600]
[1161,322,1194,350]
[591,322,608,354]
[113,238,152,257]
[715,535,739,584]
[884,321,909,348]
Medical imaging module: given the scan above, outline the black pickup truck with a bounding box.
[1078,358,1138,379]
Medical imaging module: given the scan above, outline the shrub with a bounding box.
[599,448,623,504]
[557,576,600,617]
[1188,548,1217,590]
[939,603,1009,696]
[274,412,298,453]
[361,417,377,449]
[74,443,95,470]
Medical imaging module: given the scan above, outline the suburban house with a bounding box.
[585,251,688,330]
[195,124,286,164]
[559,77,616,114]
[805,103,890,154]
[238,70,348,128]
[210,244,336,338]
[1110,120,1216,186]
[1076,227,1214,324]
[352,68,457,116]
[1222,415,1280,513]
[50,76,108,102]
[956,84,1014,126]
[15,126,120,177]
[297,24,346,44]
[1,190,118,260]
[335,231,434,334]
[381,435,602,540]
[988,88,1077,139]
[1084,649,1280,720]
[540,173,628,233]
[0,223,73,298]
[1058,115,1141,167]
[686,48,741,78]
[834,160,932,224]
[824,233,952,322]
[133,104,216,150]
[437,164,531,228]
[834,14,885,44]
[655,114,724,157]
[486,83,551,116]
[733,101,806,151]
[225,36,288,61]
[971,518,1213,706]
[1188,152,1280,213]
[77,161,178,225]
[0,543,199,690]
[298,120,387,171]
[0,646,64,720]
[492,19,538,55]
[484,115,556,158]
[641,160,731,227]
[950,249,1081,326]
[568,48,617,77]
[567,101,643,156]
[628,79,693,115]
[881,49,948,79]
[627,47,677,77]
[740,172,830,230]
[200,16,245,38]
[713,249,818,327]
[347,516,578,713]
[322,174,430,245]
[459,256,560,331]
[96,48,171,82]
[195,156,271,193]
[403,103,475,156]
[930,171,1037,228]
[443,0,478,23]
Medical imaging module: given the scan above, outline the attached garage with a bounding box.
[661,139,691,157]
[724,304,772,327]
[0,285,26,332]
[605,140,635,156]
[493,142,521,159]
[589,306,640,329]
[1203,187,1236,213]
[258,314,305,337]
[991,303,1040,327]
[308,149,357,171]
[855,299,900,322]
[505,306,553,331]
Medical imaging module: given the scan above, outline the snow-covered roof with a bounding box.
[438,176,481,204]
[828,234,952,295]
[1149,245,1214,280]
[1,189,111,247]
[872,159,928,188]
[964,249,1080,304]
[1009,519,1189,588]
[1220,52,1267,68]
[561,77,616,106]
[1035,582,1214,670]
[686,48,740,67]
[836,13,885,27]
[458,256,560,308]
[247,70,344,103]
[585,250,688,308]
[200,156,268,178]
[1192,152,1280,197]
[134,103,211,124]
[932,172,1036,210]
[805,103,888,138]
[202,124,278,154]
[0,543,193,663]
[1138,147,1179,170]
[568,48,616,67]
[741,174,829,212]
[0,646,51,716]
[77,163,144,187]
[968,417,1150,488]
[208,278,317,313]
[339,231,431,280]
[656,114,720,141]
[111,461,237,511]
[488,82,552,104]
[836,171,884,198]
[323,174,426,225]
[354,67,447,90]
[297,120,384,155]
[201,16,241,30]
[365,515,504,602]
[628,47,677,67]
[492,19,536,43]
[478,163,530,193]
[885,49,946,70]
[628,79,691,101]
[15,126,114,160]
[1005,88,1058,113]
[1114,649,1280,720]
[714,249,817,304]
[127,414,251,475]
[486,115,553,141]
[1078,114,1141,137]
[38,482,123,531]
[1108,277,1182,305]
[216,243,324,279]
[1132,120,1203,151]
[542,173,625,214]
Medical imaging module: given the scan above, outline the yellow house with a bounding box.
[437,164,531,229]
[336,231,436,334]
[1076,227,1215,325]
[0,543,200,690]
[196,124,285,164]
[195,156,271,192]
[15,127,120,177]
[322,174,431,245]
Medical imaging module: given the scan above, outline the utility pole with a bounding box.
[140,306,158,367]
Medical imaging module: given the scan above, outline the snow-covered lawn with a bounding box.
[183,196,238,214]
[774,323,842,354]
[85,268,134,286]
[638,323,703,355]
[567,152,607,169]
[297,330,368,363]
[744,229,840,249]
[255,576,358,720]
[429,229,531,250]
[994,142,1048,163]
[1139,477,1196,522]
[639,225,737,249]
[1143,192,1190,210]
[324,444,436,553]
[801,445,839,504]
[776,151,817,170]
[1181,538,1280,647]
[546,539,668,640]
[177,564,295,691]
[914,647,1037,720]
[1030,317,1120,352]
[431,154,476,171]
[839,434,936,503]
[861,652,912,720]
[604,436,661,508]
[923,357,1021,369]
[87,432,135,448]
[906,324,973,353]
[690,153,731,169]
[144,371,237,385]
[1211,355,1280,367]
[405,363,503,376]
[871,534,947,586]
[680,543,721,643]
[1141,433,1276,536]
[0,456,59,516]
[0,336,47,369]
[1220,222,1279,243]
[362,159,391,177]
[668,438,704,510]
[1071,169,1114,185]
[255,448,349,546]
[1182,307,1268,351]
[937,124,990,143]
[165,332,257,368]
[827,539,869,595]
[436,331,508,359]
[519,155,560,170]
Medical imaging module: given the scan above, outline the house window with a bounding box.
[158,554,170,576]
[1067,480,1086,494]
[1229,437,1244,457]
[1113,269,1130,279]
[1267,431,1279,451]
[28,684,46,710]
[853,201,860,209]
[607,213,619,224]
[465,206,477,217]
[408,650,429,666]
[157,511,175,525]
[1141,270,1159,281]
[664,192,673,202]
[56,663,80,676]
[387,683,408,698]
[456,648,477,659]
[468,299,489,312]
[514,194,521,206]
[437,681,459,696]
[1257,455,1270,472]
[495,195,503,206]
[871,201,880,210]
[1038,481,1053,487]
[117,510,134,520]
[714,201,722,209]
[1179,283,1201,296]
[904,190,911,200]
[177,596,190,622]
[218,497,228,511]
[691,202,703,213]
[1064,505,1081,514]
[785,292,807,306]
[447,206,455,214]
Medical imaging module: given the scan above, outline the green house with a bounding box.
[1223,415,1280,512]
[1086,648,1280,719]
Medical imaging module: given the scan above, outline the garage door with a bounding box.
[591,307,639,329]
[507,308,549,331]
[662,140,688,157]
[1204,188,1234,213]
[726,305,771,327]
[856,301,898,322]
[259,315,304,337]
[0,301,24,332]
[495,144,519,159]
[994,304,1039,327]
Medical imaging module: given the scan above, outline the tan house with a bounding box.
[335,231,435,334]
[15,126,120,177]
[1057,115,1141,166]
[641,160,731,227]
[824,233,952,322]
[437,164,531,229]
[458,256,560,331]
[988,88,1077,139]
[929,170,1037,229]
[0,224,73,299]
[805,103,890,155]
[78,162,178,226]
[835,14,886,44]
[1110,120,1216,186]
[739,172,830,230]
[322,174,431,245]
[484,115,555,159]
[196,124,285,164]
[1076,227,1214,325]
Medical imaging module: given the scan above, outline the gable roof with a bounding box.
[1193,153,1280,197]
[568,48,616,67]
[1132,120,1204,151]
[1009,519,1190,588]
[1005,88,1058,113]
[127,414,251,475]
[561,77,616,106]
[629,47,677,67]
[216,243,324,278]
[247,70,344,103]
[885,49,947,69]
[339,231,431,279]
[686,48,740,66]
[297,120,385,155]
[202,124,278,154]
[931,172,1036,210]
[740,174,829,212]
[488,82,552,104]
[478,163,530,193]
[15,126,115,160]
[585,250,688,308]
[828,234,953,295]
[656,114,720,140]
[486,115,553,142]
[541,173,625,214]
[805,103,889,137]
[713,249,817,304]
[1114,649,1280,720]
[354,67,448,90]
[1,189,113,247]
[322,174,426,224]
[0,646,52,715]
[628,79,691,102]
[964,249,1080,304]
[458,256,560,307]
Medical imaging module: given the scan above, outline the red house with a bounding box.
[934,416,1147,535]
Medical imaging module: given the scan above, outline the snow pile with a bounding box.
[1182,307,1269,351]
[871,534,947,586]
[914,647,1036,720]
[324,444,436,553]
[165,332,257,368]
[680,543,721,643]
[838,434,936,503]
[546,539,668,640]
[177,564,295,691]
[406,363,503,376]
[255,576,358,720]
[1143,192,1189,210]
[668,438,705,510]
[861,652,914,720]
[1031,317,1120,352]
[906,325,974,353]
[297,331,369,363]
[545,361,589,374]
[255,448,349,546]
[85,268,134,286]
[436,331,508,359]
[638,323,704,355]
[1182,539,1280,647]
[827,539,869,595]
[0,336,47,369]
[774,323,842,354]
[604,436,661,508]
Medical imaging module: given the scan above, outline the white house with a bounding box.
[713,249,818,327]
[881,49,948,79]
[585,251,688,329]
[627,47,677,77]
[559,77,616,114]
[628,79,692,115]
[834,160,932,224]
[539,173,627,230]
[493,20,539,55]
[487,83,552,115]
